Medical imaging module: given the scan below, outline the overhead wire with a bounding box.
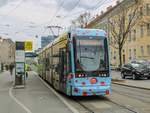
[38,0,115,37]
[39,0,66,37]
[60,0,110,26]
[40,0,65,27]
[2,0,24,17]
[58,0,81,25]
[0,0,25,38]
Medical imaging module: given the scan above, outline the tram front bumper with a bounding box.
[72,86,111,96]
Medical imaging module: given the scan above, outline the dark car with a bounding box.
[121,62,150,80]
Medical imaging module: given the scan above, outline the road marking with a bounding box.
[34,72,79,113]
[9,87,32,113]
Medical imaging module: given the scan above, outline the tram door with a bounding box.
[59,48,67,93]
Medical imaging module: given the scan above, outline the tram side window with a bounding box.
[59,48,71,79]
[62,47,71,74]
[52,53,60,72]
[59,49,67,75]
[45,58,49,70]
[63,51,67,76]
[67,48,71,73]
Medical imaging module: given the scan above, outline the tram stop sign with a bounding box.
[25,41,33,51]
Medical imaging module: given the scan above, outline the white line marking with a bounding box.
[9,87,32,113]
[34,72,79,113]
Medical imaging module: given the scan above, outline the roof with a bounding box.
[86,0,137,28]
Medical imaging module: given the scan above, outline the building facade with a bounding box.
[0,37,15,65]
[86,0,150,67]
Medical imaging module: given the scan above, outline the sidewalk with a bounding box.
[0,71,73,113]
[111,71,150,90]
[13,71,73,113]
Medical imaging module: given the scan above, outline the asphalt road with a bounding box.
[62,71,150,113]
[111,70,150,89]
[110,84,150,113]
[66,84,150,113]
[0,71,150,113]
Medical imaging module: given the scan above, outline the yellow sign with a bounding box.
[25,41,33,51]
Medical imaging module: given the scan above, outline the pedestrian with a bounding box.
[9,63,14,76]
[25,64,29,78]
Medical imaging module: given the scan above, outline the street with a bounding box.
[0,71,150,113]
[0,0,150,113]
[111,71,150,89]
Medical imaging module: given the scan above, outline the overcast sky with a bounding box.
[0,0,118,48]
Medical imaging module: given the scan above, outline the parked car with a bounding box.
[121,61,150,80]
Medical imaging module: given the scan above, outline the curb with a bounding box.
[112,81,150,90]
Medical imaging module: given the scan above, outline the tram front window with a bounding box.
[75,36,108,73]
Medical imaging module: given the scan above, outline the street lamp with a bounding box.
[34,35,39,51]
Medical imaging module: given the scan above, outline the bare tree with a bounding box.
[72,12,91,28]
[108,0,141,68]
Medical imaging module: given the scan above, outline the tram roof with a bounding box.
[38,33,68,54]
[38,28,107,54]
[71,28,107,37]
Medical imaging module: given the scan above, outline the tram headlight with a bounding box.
[75,73,87,78]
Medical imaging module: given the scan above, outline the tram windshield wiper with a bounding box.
[80,56,94,59]
[91,69,109,72]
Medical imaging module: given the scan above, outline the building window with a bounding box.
[133,29,136,41]
[147,45,150,55]
[123,49,125,53]
[141,46,144,56]
[128,31,131,42]
[140,25,144,37]
[140,7,143,16]
[146,4,150,16]
[134,49,136,59]
[129,49,132,60]
[114,51,116,60]
[147,23,150,36]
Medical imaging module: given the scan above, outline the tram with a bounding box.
[38,28,111,96]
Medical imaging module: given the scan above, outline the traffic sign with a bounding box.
[25,41,33,51]
[15,50,25,62]
[16,42,25,50]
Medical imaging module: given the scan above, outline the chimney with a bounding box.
[116,0,120,4]
[107,6,112,11]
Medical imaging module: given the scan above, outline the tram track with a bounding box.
[72,97,95,113]
[112,84,150,103]
[37,72,150,113]
[107,98,138,113]
[112,82,150,91]
[72,96,140,113]
[71,82,150,113]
